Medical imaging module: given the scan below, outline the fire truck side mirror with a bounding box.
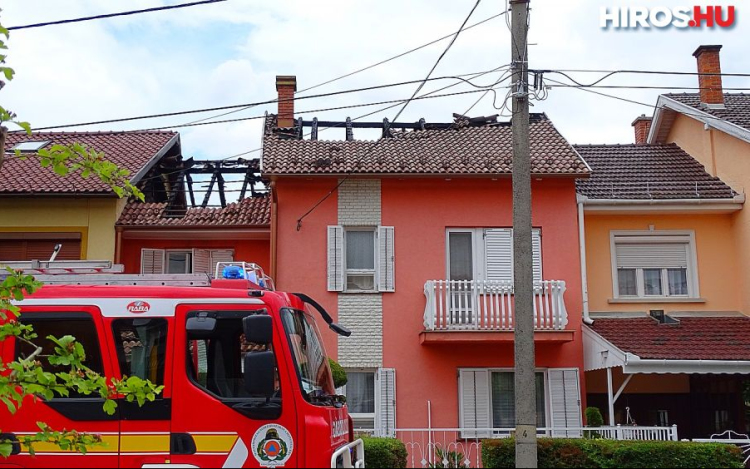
[186,315,217,338]
[243,314,273,345]
[244,351,276,398]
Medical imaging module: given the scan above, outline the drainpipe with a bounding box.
[577,195,593,325]
[270,181,279,281]
[115,227,123,265]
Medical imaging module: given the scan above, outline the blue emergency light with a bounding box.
[222,265,246,279]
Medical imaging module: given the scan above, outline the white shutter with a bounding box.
[376,368,396,438]
[485,229,513,282]
[458,370,492,439]
[615,243,689,269]
[328,226,345,292]
[209,249,235,278]
[378,226,395,292]
[140,249,165,274]
[548,369,582,437]
[192,249,211,274]
[532,229,543,283]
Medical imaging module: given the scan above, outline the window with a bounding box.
[657,410,669,426]
[112,319,168,385]
[447,228,542,284]
[167,251,192,274]
[141,248,234,276]
[15,314,104,397]
[491,372,546,429]
[12,141,49,152]
[612,232,698,299]
[327,226,395,293]
[345,229,376,291]
[343,370,376,430]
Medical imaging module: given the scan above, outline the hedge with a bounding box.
[482,438,744,468]
[362,437,408,468]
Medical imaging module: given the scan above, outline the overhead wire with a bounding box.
[7,0,227,31]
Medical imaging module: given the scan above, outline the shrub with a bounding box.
[585,407,604,427]
[329,358,347,389]
[362,437,408,468]
[482,438,744,469]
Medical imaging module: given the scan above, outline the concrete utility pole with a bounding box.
[510,0,537,468]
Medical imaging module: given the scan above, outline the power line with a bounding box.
[542,68,750,79]
[7,0,228,31]
[296,0,487,230]
[25,70,505,132]
[186,10,510,126]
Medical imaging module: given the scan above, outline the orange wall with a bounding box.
[666,114,750,313]
[120,237,270,274]
[585,213,741,314]
[276,176,586,428]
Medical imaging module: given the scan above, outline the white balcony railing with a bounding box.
[423,280,569,331]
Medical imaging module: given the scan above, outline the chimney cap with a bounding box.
[631,114,652,126]
[276,75,297,92]
[693,45,723,58]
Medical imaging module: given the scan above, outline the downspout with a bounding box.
[577,195,593,325]
[270,181,279,281]
[115,227,123,265]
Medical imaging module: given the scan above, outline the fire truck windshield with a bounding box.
[281,307,337,405]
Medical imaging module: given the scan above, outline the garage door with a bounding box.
[0,233,82,261]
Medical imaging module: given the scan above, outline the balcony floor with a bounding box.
[419,330,576,345]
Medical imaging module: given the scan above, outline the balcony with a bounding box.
[421,280,573,344]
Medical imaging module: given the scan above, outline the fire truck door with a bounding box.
[170,306,299,468]
[4,310,120,468]
[105,317,173,468]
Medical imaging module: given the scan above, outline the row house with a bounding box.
[579,45,750,439]
[262,76,590,436]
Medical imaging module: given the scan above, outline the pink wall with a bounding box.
[275,176,586,428]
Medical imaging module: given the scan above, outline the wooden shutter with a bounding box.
[532,229,543,283]
[0,238,81,262]
[378,226,395,292]
[458,369,491,438]
[615,242,689,269]
[209,249,235,278]
[376,368,396,438]
[327,226,344,292]
[548,369,582,437]
[141,249,165,274]
[485,229,513,282]
[192,249,211,274]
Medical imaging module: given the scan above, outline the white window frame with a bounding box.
[340,368,377,432]
[460,367,551,434]
[165,250,193,274]
[445,228,542,282]
[610,230,700,300]
[343,227,378,292]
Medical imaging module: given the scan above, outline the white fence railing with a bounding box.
[368,426,679,468]
[423,280,569,331]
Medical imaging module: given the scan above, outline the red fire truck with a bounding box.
[0,261,364,468]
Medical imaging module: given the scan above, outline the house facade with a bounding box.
[0,131,181,262]
[578,45,750,439]
[263,77,590,436]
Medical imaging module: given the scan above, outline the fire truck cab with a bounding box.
[0,262,364,468]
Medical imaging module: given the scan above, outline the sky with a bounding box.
[2,0,749,173]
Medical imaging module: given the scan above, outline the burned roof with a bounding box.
[116,196,271,228]
[574,143,736,200]
[261,113,590,177]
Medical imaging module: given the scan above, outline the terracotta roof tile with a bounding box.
[116,196,271,228]
[1,131,177,195]
[574,143,736,200]
[591,317,750,361]
[262,114,590,177]
[666,93,750,131]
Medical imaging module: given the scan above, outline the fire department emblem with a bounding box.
[251,424,293,467]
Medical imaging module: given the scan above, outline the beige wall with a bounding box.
[585,213,742,314]
[0,198,120,260]
[667,114,750,313]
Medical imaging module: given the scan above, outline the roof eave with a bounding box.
[129,133,180,184]
[650,95,750,145]
[263,172,590,179]
[578,194,745,213]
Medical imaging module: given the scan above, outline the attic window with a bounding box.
[11,141,50,152]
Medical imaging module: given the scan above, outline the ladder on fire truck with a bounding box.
[1,260,274,289]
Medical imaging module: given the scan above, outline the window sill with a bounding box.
[340,290,382,295]
[608,297,707,304]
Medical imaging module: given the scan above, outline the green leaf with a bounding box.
[16,121,31,135]
[0,396,16,414]
[102,399,117,415]
[0,25,9,38]
[2,66,13,81]
[0,441,12,458]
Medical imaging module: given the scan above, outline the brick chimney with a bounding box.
[693,45,724,108]
[631,115,652,145]
[276,75,297,128]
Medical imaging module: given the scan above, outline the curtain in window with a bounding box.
[668,268,688,295]
[449,233,473,281]
[346,231,375,270]
[491,372,546,429]
[346,372,375,414]
[617,269,637,296]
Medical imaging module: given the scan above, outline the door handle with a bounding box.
[170,433,197,455]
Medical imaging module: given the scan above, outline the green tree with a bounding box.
[0,12,160,458]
